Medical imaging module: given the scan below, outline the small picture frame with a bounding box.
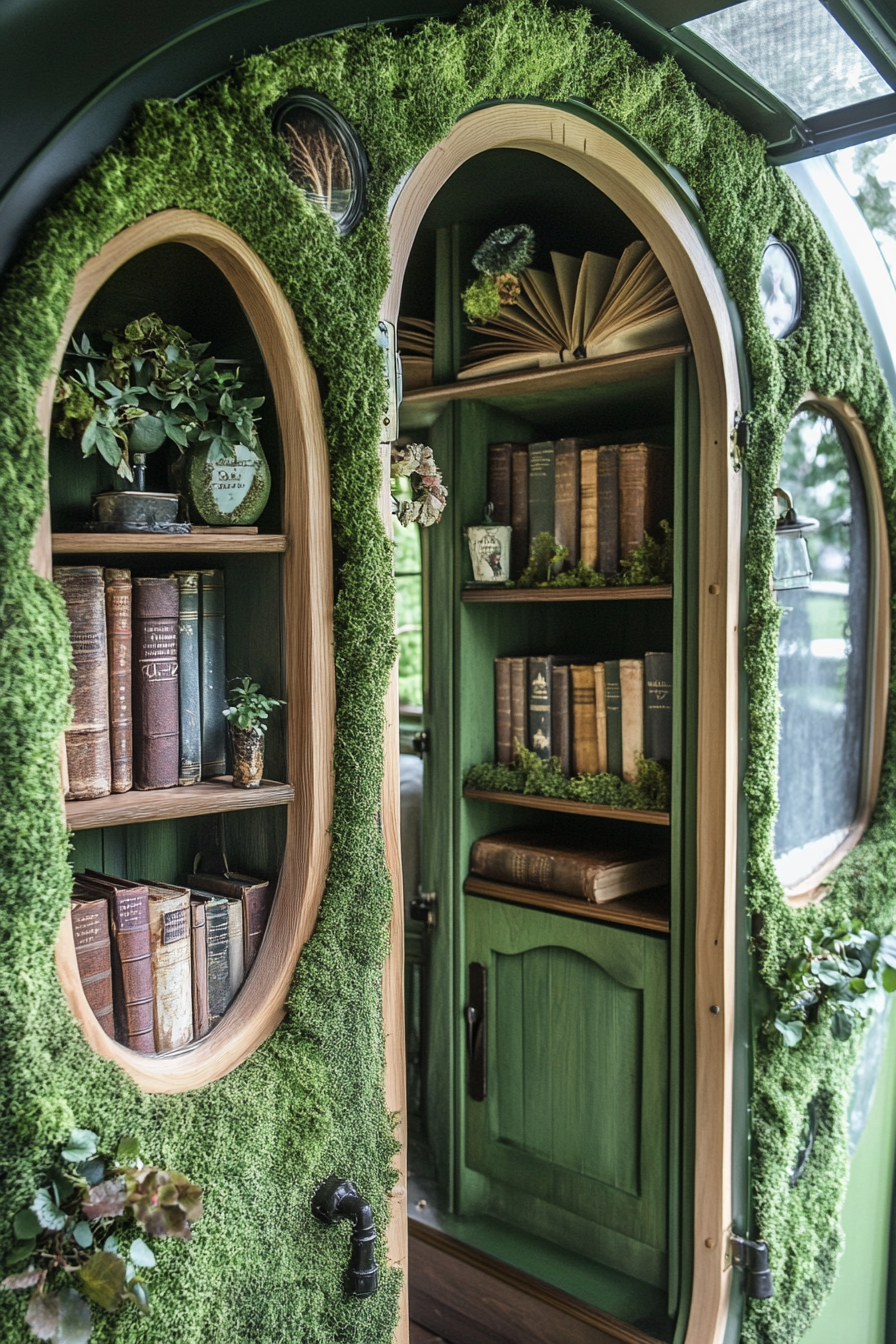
[271,90,367,235]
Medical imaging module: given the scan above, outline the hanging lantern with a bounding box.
[773,487,818,592]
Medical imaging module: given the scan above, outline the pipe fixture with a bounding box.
[311,1176,379,1298]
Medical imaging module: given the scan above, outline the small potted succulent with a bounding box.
[223,678,285,787]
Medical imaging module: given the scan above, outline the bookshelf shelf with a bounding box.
[461,584,672,603]
[463,786,670,826]
[463,874,670,933]
[51,532,288,554]
[66,778,294,831]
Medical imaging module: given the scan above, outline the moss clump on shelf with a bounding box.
[465,747,671,812]
[513,526,672,589]
[618,520,673,586]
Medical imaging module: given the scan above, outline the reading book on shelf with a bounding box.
[469,830,669,903]
[55,566,112,801]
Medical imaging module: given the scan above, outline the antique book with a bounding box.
[469,830,670,903]
[190,871,271,973]
[132,577,179,790]
[487,442,523,525]
[553,438,581,568]
[54,565,111,800]
[70,885,115,1039]
[459,242,686,378]
[104,568,132,793]
[190,899,210,1040]
[509,656,528,754]
[597,446,620,574]
[226,897,245,1005]
[510,447,529,579]
[76,871,153,1053]
[620,658,644,783]
[528,656,552,760]
[579,447,599,570]
[618,443,673,562]
[199,569,227,778]
[551,663,571,776]
[644,651,673,767]
[527,441,555,543]
[570,664,599,775]
[146,880,193,1052]
[397,315,434,390]
[494,657,513,765]
[189,890,231,1027]
[172,571,201,786]
[593,661,608,775]
[604,659,623,778]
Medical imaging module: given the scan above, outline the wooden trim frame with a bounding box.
[382,105,744,1344]
[38,211,336,1093]
[784,393,891,906]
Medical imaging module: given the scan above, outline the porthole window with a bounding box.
[774,399,888,896]
[271,91,367,235]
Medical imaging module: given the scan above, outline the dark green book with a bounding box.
[644,651,673,767]
[528,656,552,760]
[527,441,555,543]
[172,572,201,786]
[189,890,231,1026]
[199,569,227,778]
[605,658,623,778]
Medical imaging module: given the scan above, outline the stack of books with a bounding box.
[53,566,230,800]
[397,316,435,390]
[485,438,672,581]
[495,653,672,779]
[469,830,670,905]
[69,868,273,1053]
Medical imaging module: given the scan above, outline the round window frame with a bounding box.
[759,236,802,340]
[270,90,368,236]
[780,393,890,906]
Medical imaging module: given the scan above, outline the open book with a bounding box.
[458,241,687,380]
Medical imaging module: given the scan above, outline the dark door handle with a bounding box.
[466,962,487,1101]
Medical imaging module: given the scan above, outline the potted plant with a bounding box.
[222,678,285,787]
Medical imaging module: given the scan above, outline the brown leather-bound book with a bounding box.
[580,447,599,570]
[597,446,620,575]
[76,871,153,1053]
[570,664,599,775]
[190,899,210,1040]
[190,872,271,973]
[554,439,586,568]
[510,448,529,579]
[495,657,513,765]
[70,885,115,1039]
[145,880,193,1052]
[551,663,571,776]
[54,566,111,800]
[132,577,179,790]
[620,658,645,783]
[509,657,528,755]
[487,442,523,525]
[593,662,608,775]
[104,568,133,793]
[469,830,670,903]
[618,443,673,562]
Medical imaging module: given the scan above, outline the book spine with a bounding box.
[597,446,619,575]
[199,569,227,778]
[551,664,571,776]
[510,448,529,579]
[190,901,210,1040]
[148,892,193,1053]
[469,839,589,901]
[54,566,111,800]
[509,657,528,754]
[528,656,552,760]
[132,578,179,790]
[593,662,608,775]
[205,897,231,1025]
[487,442,516,525]
[618,443,673,561]
[104,568,132,794]
[570,665,599,775]
[226,898,245,1004]
[243,884,272,972]
[619,659,644,783]
[553,440,580,568]
[580,448,599,570]
[527,441,555,543]
[173,572,201,786]
[605,659,623,778]
[108,890,154,1053]
[644,651,673,767]
[494,658,513,765]
[70,897,115,1039]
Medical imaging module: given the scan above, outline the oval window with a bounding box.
[774,403,877,892]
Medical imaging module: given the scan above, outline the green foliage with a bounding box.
[516,527,672,588]
[618,520,673,586]
[471,223,535,275]
[461,274,503,322]
[773,924,896,1047]
[515,530,568,585]
[222,678,285,734]
[465,745,671,812]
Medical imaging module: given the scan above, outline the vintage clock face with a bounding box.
[272,91,367,235]
[759,237,802,339]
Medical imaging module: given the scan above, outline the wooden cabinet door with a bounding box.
[464,895,668,1287]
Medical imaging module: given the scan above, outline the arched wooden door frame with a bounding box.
[381,104,744,1344]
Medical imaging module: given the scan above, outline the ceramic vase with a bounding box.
[184,440,272,526]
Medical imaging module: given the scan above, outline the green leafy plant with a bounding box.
[774,923,896,1047]
[618,520,674,586]
[222,678,285,734]
[465,744,671,813]
[2,1129,203,1342]
[52,315,265,482]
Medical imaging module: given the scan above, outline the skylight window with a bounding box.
[684,0,891,119]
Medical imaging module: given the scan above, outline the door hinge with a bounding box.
[731,414,748,472]
[409,888,437,929]
[726,1229,774,1299]
[376,319,401,445]
[411,729,429,757]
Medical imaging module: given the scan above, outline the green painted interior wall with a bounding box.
[1,3,895,1342]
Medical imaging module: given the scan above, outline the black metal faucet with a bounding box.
[311,1175,379,1298]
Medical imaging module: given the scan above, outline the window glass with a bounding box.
[775,407,869,887]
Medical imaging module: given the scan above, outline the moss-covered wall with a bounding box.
[1,3,894,1341]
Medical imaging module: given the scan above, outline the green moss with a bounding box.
[0,3,895,1342]
[466,748,671,811]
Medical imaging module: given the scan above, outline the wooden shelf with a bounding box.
[462,584,672,603]
[52,532,288,554]
[463,787,670,826]
[66,777,294,831]
[464,875,669,933]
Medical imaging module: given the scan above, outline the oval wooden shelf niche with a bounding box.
[35,211,336,1093]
